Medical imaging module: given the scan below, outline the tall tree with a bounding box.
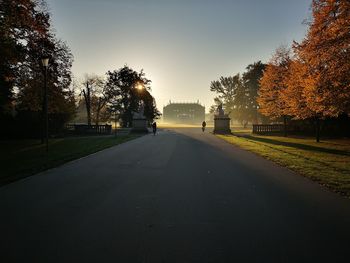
[292,0,350,141]
[295,0,350,118]
[105,65,159,127]
[258,46,291,134]
[282,59,315,119]
[0,0,48,119]
[231,74,250,126]
[242,61,266,123]
[80,75,112,126]
[1,0,75,136]
[210,76,236,113]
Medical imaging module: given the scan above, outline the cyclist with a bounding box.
[202,121,206,132]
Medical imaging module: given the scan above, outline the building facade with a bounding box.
[163,101,205,124]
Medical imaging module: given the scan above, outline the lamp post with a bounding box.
[41,57,49,153]
[114,104,118,137]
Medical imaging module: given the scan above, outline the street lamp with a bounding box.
[41,56,49,153]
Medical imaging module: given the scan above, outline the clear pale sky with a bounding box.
[47,0,311,112]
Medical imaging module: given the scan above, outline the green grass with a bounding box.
[216,132,350,196]
[0,135,139,185]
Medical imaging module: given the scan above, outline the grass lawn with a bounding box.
[216,130,350,197]
[0,135,139,185]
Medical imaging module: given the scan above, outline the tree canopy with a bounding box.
[0,0,75,136]
[105,65,160,127]
[257,0,350,141]
[210,61,266,124]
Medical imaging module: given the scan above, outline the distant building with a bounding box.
[163,101,205,124]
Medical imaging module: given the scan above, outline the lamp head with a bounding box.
[41,57,49,67]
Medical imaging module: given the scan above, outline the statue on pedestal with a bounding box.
[132,101,145,119]
[214,103,231,134]
[131,101,148,133]
[216,103,225,117]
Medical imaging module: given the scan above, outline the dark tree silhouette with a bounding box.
[0,0,75,137]
[242,61,266,124]
[105,65,160,127]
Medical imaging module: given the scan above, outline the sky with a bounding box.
[47,0,312,113]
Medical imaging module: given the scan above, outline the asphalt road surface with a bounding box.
[1,128,350,263]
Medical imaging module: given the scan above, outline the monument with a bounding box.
[131,102,149,133]
[213,104,231,134]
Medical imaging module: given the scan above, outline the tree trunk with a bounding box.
[283,115,287,137]
[95,98,104,126]
[95,111,100,126]
[316,117,320,143]
[83,83,91,126]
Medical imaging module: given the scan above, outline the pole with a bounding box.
[44,67,48,152]
[41,79,45,144]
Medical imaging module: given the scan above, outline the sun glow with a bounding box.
[135,82,144,91]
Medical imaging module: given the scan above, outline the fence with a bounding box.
[252,124,286,134]
[66,124,112,135]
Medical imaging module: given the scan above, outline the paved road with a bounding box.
[1,128,350,262]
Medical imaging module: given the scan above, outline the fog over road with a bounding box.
[1,128,349,262]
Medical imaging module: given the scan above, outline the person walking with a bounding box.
[152,122,157,135]
[202,121,206,132]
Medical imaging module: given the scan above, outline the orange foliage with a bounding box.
[258,46,291,119]
[282,59,319,119]
[295,0,350,117]
[259,0,350,121]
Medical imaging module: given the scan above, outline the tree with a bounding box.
[15,35,75,127]
[142,89,161,122]
[258,46,291,135]
[1,0,75,137]
[282,59,315,119]
[210,76,236,114]
[80,75,111,126]
[295,0,350,118]
[0,0,49,119]
[281,58,325,141]
[242,61,266,124]
[105,65,160,127]
[291,0,350,141]
[231,74,250,126]
[210,64,266,126]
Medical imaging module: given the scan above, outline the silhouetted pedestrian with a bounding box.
[152,122,157,135]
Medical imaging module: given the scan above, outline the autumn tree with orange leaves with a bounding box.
[259,0,350,142]
[293,0,350,141]
[296,0,350,117]
[258,46,291,136]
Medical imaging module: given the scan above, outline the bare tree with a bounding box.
[81,74,110,126]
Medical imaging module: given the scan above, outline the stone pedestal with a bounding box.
[214,116,231,134]
[131,118,149,133]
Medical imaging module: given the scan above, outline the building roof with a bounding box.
[164,101,205,108]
